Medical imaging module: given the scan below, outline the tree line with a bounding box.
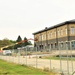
[0,35,32,50]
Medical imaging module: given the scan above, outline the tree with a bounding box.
[0,38,16,50]
[28,41,32,45]
[0,38,12,48]
[16,35,22,42]
[14,35,22,49]
[23,37,32,46]
[2,39,12,45]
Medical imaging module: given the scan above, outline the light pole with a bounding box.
[17,47,21,64]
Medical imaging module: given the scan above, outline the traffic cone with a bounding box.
[29,55,30,59]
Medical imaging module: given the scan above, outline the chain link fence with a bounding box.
[0,44,75,75]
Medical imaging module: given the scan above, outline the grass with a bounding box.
[0,59,55,75]
[42,56,75,61]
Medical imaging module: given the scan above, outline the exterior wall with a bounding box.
[34,23,75,50]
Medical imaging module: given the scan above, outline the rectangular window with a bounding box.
[71,41,75,49]
[39,34,42,41]
[44,34,46,40]
[48,33,49,39]
[51,44,53,48]
[58,29,60,36]
[55,43,57,48]
[61,43,63,48]
[42,34,43,40]
[61,29,63,35]
[58,30,59,36]
[50,32,52,38]
[71,27,75,34]
[65,28,67,35]
[54,31,56,37]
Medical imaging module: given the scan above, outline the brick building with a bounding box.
[33,20,75,50]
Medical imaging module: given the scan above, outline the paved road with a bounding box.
[0,55,75,74]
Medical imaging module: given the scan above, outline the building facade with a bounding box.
[33,20,75,50]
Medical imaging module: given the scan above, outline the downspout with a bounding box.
[56,27,58,50]
[45,27,48,48]
[67,22,70,50]
[40,33,42,49]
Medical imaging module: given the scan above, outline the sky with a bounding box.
[0,0,75,41]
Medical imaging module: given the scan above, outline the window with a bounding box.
[61,29,63,35]
[71,27,75,34]
[65,28,67,35]
[39,34,42,41]
[51,44,53,48]
[58,29,60,36]
[42,34,43,40]
[55,43,57,48]
[50,32,52,38]
[71,41,75,49]
[54,31,56,37]
[48,33,49,39]
[58,30,59,36]
[44,34,46,40]
[61,43,63,48]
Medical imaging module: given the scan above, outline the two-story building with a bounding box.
[33,20,75,50]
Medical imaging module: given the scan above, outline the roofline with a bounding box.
[33,20,75,35]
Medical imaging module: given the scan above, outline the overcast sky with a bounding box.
[0,0,75,40]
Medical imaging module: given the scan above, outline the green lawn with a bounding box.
[0,59,55,75]
[42,56,75,61]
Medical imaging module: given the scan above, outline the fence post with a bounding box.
[26,47,27,65]
[17,48,20,64]
[49,45,51,70]
[70,41,74,73]
[36,47,37,68]
[66,42,69,75]
[59,43,62,72]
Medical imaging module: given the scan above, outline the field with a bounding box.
[0,59,55,75]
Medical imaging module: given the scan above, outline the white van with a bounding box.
[3,50,11,55]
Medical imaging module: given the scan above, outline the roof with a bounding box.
[33,19,75,35]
